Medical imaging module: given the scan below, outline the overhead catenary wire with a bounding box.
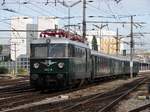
[86,3,114,17]
[0,1,149,41]
[104,0,120,21]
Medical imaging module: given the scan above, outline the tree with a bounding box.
[0,45,3,54]
[0,67,8,74]
[92,35,98,51]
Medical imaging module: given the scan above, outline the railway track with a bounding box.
[0,76,148,112]
[0,76,30,95]
[0,85,34,99]
[0,76,111,112]
[0,82,33,99]
[40,76,149,112]
[129,103,150,112]
[0,76,29,86]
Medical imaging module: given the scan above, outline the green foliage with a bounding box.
[4,55,11,61]
[92,35,98,51]
[0,45,3,54]
[18,68,27,75]
[0,67,8,74]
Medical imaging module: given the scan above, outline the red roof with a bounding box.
[40,29,85,43]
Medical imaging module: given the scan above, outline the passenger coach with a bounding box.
[91,50,139,79]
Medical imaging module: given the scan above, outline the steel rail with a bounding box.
[59,77,148,112]
[129,103,150,112]
[97,78,147,112]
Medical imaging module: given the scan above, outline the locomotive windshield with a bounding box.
[31,43,68,58]
[31,43,87,58]
[48,44,67,57]
[31,44,48,58]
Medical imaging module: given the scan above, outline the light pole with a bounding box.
[130,15,134,78]
[93,24,107,51]
[10,42,19,76]
[82,0,86,40]
[112,28,125,56]
[58,0,81,32]
[14,43,17,75]
[68,6,71,32]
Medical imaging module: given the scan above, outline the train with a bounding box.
[30,36,142,89]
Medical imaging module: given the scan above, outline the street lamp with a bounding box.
[59,0,81,32]
[93,24,108,51]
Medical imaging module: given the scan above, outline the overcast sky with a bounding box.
[0,0,150,51]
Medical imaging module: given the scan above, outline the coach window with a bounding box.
[77,49,79,57]
[85,49,88,59]
[79,49,81,57]
[83,49,86,59]
[79,48,82,58]
[97,57,100,72]
[74,47,76,57]
[78,49,80,57]
[81,48,85,59]
[80,49,83,58]
[77,48,80,57]
[74,48,77,57]
[68,45,74,57]
[80,49,82,57]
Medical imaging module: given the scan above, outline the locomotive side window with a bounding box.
[68,45,86,58]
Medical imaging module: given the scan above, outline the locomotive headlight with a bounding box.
[58,62,64,68]
[33,63,39,69]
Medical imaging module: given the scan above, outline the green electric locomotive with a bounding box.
[30,37,91,89]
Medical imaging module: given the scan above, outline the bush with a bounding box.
[0,67,8,74]
[18,68,27,75]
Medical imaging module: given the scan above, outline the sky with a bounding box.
[0,0,150,52]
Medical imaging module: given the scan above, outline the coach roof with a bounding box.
[91,50,139,62]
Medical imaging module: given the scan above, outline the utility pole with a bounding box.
[82,0,86,40]
[130,15,134,78]
[116,28,119,55]
[99,24,102,51]
[68,7,71,32]
[93,24,108,51]
[58,0,81,33]
[14,43,17,76]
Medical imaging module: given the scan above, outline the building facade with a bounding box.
[10,16,33,61]
[86,30,120,55]
[10,16,58,71]
[38,16,58,37]
[10,16,58,59]
[100,37,120,55]
[26,24,38,57]
[0,44,10,61]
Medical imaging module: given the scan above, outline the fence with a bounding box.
[0,58,29,74]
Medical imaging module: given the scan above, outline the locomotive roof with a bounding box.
[91,50,139,62]
[31,37,90,49]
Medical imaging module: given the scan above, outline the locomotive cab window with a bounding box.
[31,44,48,58]
[48,44,67,57]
